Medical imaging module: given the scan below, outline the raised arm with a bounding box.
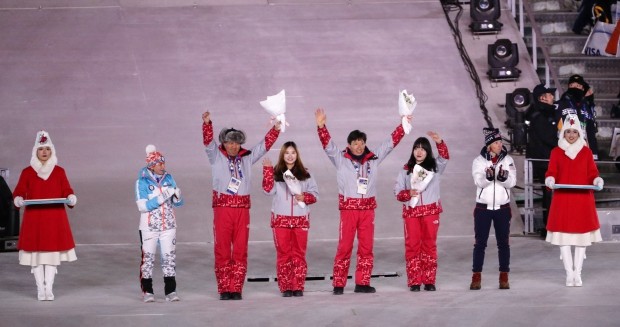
[374,116,410,163]
[250,122,281,165]
[315,108,330,148]
[428,131,449,174]
[202,111,213,145]
[262,157,275,195]
[315,108,341,167]
[202,111,218,164]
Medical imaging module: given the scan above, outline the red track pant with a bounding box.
[332,209,374,287]
[404,214,439,286]
[213,207,249,293]
[272,227,308,292]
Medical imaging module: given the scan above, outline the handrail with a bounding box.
[508,0,565,94]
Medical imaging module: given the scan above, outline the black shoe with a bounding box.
[293,290,303,297]
[230,292,242,300]
[410,285,421,292]
[333,287,344,295]
[354,285,376,293]
[219,292,231,300]
[424,284,436,291]
[282,290,293,297]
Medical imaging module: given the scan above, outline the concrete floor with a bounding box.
[0,0,619,326]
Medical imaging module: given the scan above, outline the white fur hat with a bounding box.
[559,114,585,139]
[558,114,587,159]
[30,130,58,180]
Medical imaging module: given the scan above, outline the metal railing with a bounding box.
[507,0,565,94]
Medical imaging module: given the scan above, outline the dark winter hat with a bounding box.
[219,127,246,144]
[568,74,588,89]
[483,128,502,147]
[532,83,556,101]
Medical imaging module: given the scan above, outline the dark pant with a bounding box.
[542,186,552,226]
[472,204,511,273]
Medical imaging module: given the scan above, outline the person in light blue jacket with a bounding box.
[135,144,184,303]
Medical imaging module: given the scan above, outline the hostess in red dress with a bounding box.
[13,166,76,252]
[545,146,600,235]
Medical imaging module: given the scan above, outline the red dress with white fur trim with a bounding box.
[13,166,76,251]
[545,146,600,234]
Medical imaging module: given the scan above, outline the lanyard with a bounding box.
[352,161,371,178]
[569,99,591,120]
[228,156,243,180]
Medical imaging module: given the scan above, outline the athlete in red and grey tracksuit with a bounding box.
[315,108,409,294]
[394,133,449,291]
[262,142,319,297]
[201,111,280,300]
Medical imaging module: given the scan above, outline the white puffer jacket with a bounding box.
[472,146,517,210]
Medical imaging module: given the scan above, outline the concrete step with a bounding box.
[528,0,580,12]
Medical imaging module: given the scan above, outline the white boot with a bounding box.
[44,265,57,300]
[559,246,574,287]
[574,246,586,287]
[32,265,46,301]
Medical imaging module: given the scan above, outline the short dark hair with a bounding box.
[347,130,367,144]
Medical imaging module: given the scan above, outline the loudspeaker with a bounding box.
[0,175,19,252]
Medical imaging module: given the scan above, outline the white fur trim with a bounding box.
[30,154,57,180]
[30,131,58,180]
[558,137,585,160]
[558,114,586,159]
[136,199,148,213]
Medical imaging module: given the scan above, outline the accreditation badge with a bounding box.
[357,177,369,195]
[226,177,241,194]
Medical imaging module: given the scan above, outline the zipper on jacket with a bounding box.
[492,179,496,209]
[158,184,167,231]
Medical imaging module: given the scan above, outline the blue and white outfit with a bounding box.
[135,167,184,297]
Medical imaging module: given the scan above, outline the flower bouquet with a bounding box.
[408,164,434,207]
[398,89,417,134]
[283,169,306,208]
[260,89,287,132]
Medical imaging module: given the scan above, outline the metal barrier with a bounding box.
[507,0,564,94]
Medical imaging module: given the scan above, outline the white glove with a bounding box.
[158,187,175,204]
[14,196,24,208]
[173,187,181,201]
[545,176,555,189]
[67,194,77,206]
[162,187,175,199]
[593,177,604,189]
